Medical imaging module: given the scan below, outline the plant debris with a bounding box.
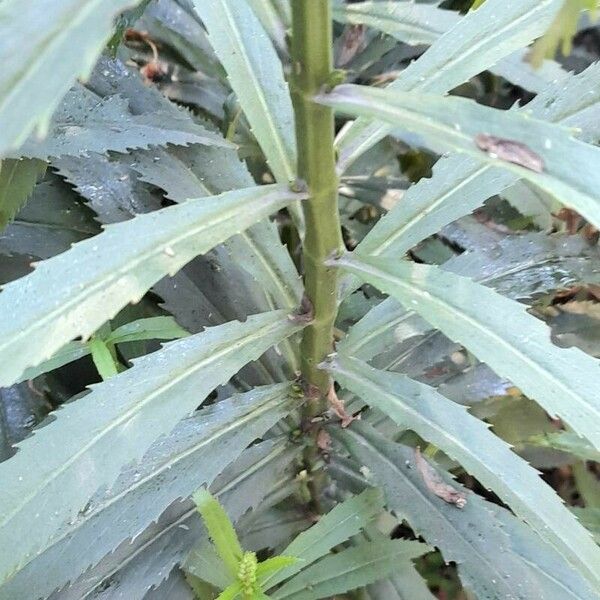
[415,448,467,509]
[475,134,544,173]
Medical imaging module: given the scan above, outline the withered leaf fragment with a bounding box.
[414,448,467,508]
[475,134,544,173]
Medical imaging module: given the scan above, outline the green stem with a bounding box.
[291,0,343,510]
[292,0,343,403]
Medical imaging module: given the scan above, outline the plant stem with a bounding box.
[291,0,343,510]
[292,0,343,404]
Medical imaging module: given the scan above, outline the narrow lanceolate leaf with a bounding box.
[321,84,600,232]
[107,316,190,345]
[0,159,46,230]
[0,311,303,589]
[332,2,566,95]
[335,0,565,171]
[11,86,231,161]
[341,233,600,362]
[527,432,600,463]
[332,423,599,600]
[0,0,145,157]
[332,1,460,46]
[262,488,384,590]
[0,184,306,387]
[335,255,600,454]
[327,354,600,586]
[343,61,600,274]
[193,489,244,577]
[272,540,428,600]
[47,440,300,600]
[0,387,297,600]
[193,0,297,183]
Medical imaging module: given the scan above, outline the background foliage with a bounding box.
[1,0,600,599]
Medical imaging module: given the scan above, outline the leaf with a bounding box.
[572,508,600,544]
[341,232,600,365]
[11,85,231,161]
[340,60,600,276]
[0,0,146,156]
[272,539,429,600]
[43,439,301,600]
[0,174,100,261]
[367,565,437,600]
[15,342,90,383]
[332,2,567,95]
[332,423,599,600]
[245,0,288,55]
[53,152,162,224]
[0,159,46,230]
[527,432,600,463]
[131,144,304,312]
[336,255,600,454]
[193,489,244,578]
[131,143,303,372]
[192,0,297,184]
[217,582,243,600]
[335,0,565,171]
[332,1,461,46]
[185,539,232,591]
[321,84,600,232]
[107,316,190,344]
[0,311,302,588]
[256,556,298,581]
[262,488,384,590]
[88,336,119,379]
[0,183,305,387]
[326,354,600,585]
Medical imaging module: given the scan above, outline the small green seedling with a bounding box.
[192,489,298,600]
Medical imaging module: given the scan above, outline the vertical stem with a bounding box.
[291,0,343,510]
[292,0,343,406]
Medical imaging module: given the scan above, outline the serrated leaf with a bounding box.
[192,0,297,184]
[14,397,297,600]
[46,440,300,600]
[341,61,600,278]
[0,174,100,261]
[131,143,303,372]
[0,311,302,588]
[193,489,244,578]
[53,152,162,224]
[262,488,384,590]
[0,184,305,387]
[131,145,303,312]
[272,539,428,600]
[321,84,600,234]
[332,2,567,95]
[336,255,600,455]
[335,0,564,171]
[332,1,460,46]
[327,354,600,586]
[332,423,599,600]
[341,233,600,365]
[0,159,46,231]
[0,0,146,156]
[11,85,231,161]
